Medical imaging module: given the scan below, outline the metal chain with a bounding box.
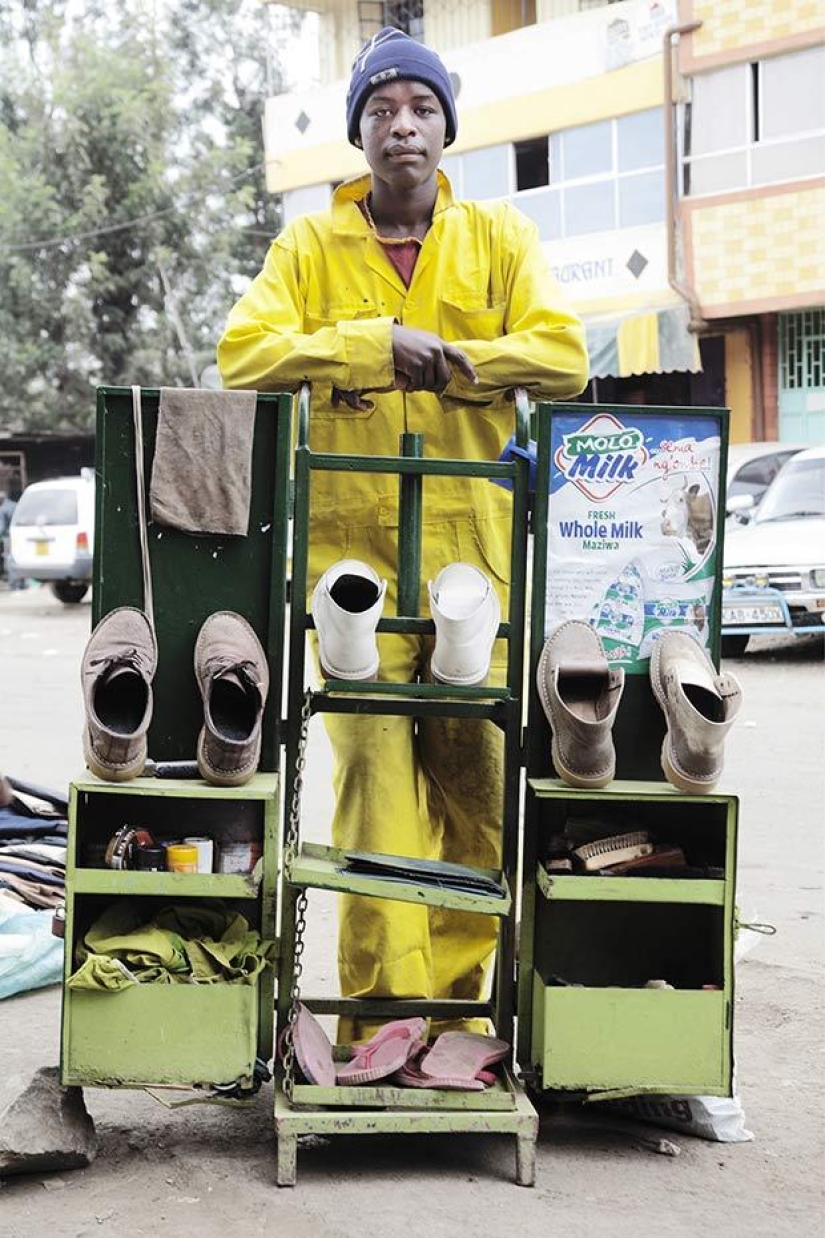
[281,689,313,1101]
[281,887,308,1100]
[284,690,312,869]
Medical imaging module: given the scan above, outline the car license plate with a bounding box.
[35,541,50,557]
[723,604,785,626]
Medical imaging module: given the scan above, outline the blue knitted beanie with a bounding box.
[346,28,457,147]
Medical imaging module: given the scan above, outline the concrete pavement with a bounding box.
[0,584,822,1236]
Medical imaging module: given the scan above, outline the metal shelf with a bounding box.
[70,864,263,900]
[529,777,735,804]
[71,773,279,800]
[536,866,726,906]
[287,842,511,916]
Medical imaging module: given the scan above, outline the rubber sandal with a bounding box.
[393,1040,487,1091]
[336,1016,426,1086]
[420,1031,509,1084]
[278,1003,335,1087]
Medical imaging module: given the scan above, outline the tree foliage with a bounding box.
[0,0,288,431]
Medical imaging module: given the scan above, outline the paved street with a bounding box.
[0,583,823,1236]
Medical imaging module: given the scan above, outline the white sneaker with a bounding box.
[428,563,501,686]
[311,559,387,681]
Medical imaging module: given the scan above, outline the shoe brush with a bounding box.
[572,830,653,872]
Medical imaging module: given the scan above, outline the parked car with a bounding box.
[725,441,805,524]
[6,472,95,604]
[721,445,825,654]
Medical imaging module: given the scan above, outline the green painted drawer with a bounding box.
[62,981,258,1088]
[532,974,731,1096]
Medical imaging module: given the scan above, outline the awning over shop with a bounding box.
[585,303,702,380]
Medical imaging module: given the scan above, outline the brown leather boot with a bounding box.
[536,620,625,788]
[194,612,269,787]
[81,607,157,781]
[650,630,742,794]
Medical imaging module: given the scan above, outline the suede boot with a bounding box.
[311,559,387,681]
[650,630,742,794]
[194,611,269,787]
[81,607,157,782]
[428,562,501,686]
[536,620,625,788]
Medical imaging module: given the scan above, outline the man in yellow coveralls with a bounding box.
[218,28,588,1042]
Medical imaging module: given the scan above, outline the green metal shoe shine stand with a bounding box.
[60,384,741,1184]
[274,385,538,1186]
[61,387,292,1093]
[517,402,740,1104]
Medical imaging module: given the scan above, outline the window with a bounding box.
[551,110,664,237]
[780,310,825,391]
[728,453,792,503]
[684,47,825,197]
[617,108,664,172]
[462,144,510,200]
[383,0,424,41]
[515,137,549,191]
[440,108,665,240]
[560,120,612,179]
[491,0,536,38]
[14,490,78,526]
[618,171,664,227]
[761,47,825,140]
[516,189,562,240]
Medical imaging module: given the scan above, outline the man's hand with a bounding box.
[330,373,407,411]
[330,329,478,409]
[331,387,375,411]
[392,325,477,393]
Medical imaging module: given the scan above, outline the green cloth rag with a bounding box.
[67,901,276,993]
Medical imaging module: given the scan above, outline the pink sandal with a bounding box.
[336,1017,427,1086]
[394,1039,485,1091]
[395,1032,509,1090]
[278,1004,336,1087]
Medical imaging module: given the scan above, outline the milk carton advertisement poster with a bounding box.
[545,409,721,673]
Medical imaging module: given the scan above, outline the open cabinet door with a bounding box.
[517,402,735,1092]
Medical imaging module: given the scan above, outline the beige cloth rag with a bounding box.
[149,387,257,536]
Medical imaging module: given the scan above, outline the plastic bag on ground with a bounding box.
[603,1081,753,1143]
[0,900,64,999]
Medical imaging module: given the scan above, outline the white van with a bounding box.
[7,471,95,604]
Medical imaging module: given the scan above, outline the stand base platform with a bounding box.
[273,1066,538,1187]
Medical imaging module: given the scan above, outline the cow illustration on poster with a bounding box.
[546,409,722,672]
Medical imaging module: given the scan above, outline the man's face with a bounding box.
[358,79,446,190]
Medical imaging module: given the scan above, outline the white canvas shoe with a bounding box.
[428,563,501,686]
[311,559,387,681]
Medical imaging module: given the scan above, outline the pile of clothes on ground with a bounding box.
[0,773,67,999]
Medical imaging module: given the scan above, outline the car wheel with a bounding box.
[721,634,749,658]
[51,582,89,605]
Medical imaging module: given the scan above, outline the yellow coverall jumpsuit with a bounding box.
[218,172,588,1039]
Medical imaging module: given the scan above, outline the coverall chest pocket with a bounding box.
[304,301,379,332]
[439,288,506,343]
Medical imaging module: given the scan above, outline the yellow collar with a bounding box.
[331,169,456,236]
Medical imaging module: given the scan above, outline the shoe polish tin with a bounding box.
[166,843,199,874]
[134,845,166,872]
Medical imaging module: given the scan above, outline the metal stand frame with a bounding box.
[275,386,538,1185]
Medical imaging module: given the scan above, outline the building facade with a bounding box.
[262,0,825,442]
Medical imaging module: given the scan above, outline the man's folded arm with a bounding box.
[217,237,396,392]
